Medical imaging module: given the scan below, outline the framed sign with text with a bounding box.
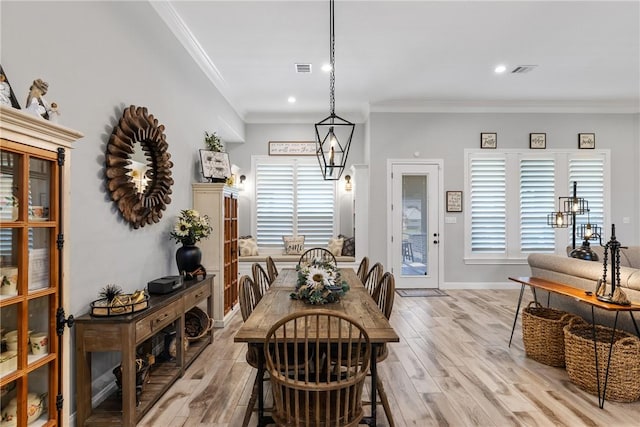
[268,141,317,156]
[446,191,463,212]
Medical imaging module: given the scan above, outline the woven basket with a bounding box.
[564,319,640,402]
[522,301,578,367]
[185,306,213,342]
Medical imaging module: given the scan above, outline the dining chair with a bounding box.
[298,247,337,267]
[238,275,267,427]
[363,262,384,296]
[264,309,371,427]
[251,262,271,300]
[368,271,396,426]
[265,255,279,283]
[356,256,370,283]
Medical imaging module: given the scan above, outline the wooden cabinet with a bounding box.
[192,183,238,327]
[0,105,82,425]
[74,276,213,427]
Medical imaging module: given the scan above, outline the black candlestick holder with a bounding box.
[596,224,630,306]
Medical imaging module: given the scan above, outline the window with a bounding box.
[253,157,336,248]
[464,150,610,263]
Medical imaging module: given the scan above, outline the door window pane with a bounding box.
[401,175,427,276]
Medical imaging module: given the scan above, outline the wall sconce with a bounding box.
[238,174,246,191]
[344,174,352,192]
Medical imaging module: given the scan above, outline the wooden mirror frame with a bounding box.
[106,105,173,229]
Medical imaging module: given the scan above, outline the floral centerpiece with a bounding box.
[291,258,350,304]
[169,209,212,246]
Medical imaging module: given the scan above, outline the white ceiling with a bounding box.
[153,1,640,122]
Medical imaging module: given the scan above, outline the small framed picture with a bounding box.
[578,133,595,149]
[529,133,546,149]
[199,150,231,182]
[0,64,21,109]
[480,133,497,149]
[446,191,463,213]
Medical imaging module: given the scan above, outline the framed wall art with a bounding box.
[200,150,231,182]
[529,133,546,149]
[480,133,497,149]
[268,141,316,156]
[446,191,463,212]
[578,133,595,149]
[0,64,21,109]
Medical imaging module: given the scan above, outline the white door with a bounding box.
[388,162,441,288]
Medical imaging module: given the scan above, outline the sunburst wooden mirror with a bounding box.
[106,105,173,228]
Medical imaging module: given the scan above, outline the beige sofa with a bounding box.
[527,246,640,334]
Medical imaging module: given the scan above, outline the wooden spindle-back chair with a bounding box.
[356,256,370,283]
[251,262,271,301]
[265,255,279,284]
[265,309,371,427]
[363,262,384,296]
[297,247,337,267]
[238,275,266,427]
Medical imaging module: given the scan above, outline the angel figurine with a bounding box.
[25,79,50,119]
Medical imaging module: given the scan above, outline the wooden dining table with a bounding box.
[234,267,400,426]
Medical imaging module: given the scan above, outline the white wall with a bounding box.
[1,0,245,407]
[368,112,640,285]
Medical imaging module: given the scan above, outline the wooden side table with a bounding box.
[508,276,640,408]
[75,276,213,426]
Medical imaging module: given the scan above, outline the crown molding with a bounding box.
[370,99,640,114]
[149,1,246,119]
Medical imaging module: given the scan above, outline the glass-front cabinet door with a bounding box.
[1,142,60,426]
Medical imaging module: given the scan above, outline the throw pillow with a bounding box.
[283,235,305,255]
[339,234,355,257]
[327,237,344,257]
[238,237,259,256]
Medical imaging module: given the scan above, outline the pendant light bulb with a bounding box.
[555,212,564,227]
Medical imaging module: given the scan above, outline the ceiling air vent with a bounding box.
[295,63,312,73]
[511,65,538,74]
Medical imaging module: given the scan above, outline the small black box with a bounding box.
[148,276,183,295]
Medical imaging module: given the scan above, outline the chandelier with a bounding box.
[315,0,355,180]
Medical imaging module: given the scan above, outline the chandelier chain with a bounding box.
[329,0,335,115]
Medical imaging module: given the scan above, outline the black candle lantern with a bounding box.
[597,224,630,305]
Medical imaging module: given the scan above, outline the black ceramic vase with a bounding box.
[176,243,202,276]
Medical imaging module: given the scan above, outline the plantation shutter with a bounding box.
[569,156,605,237]
[255,159,335,248]
[520,158,555,252]
[296,164,335,246]
[470,157,506,253]
[255,163,295,246]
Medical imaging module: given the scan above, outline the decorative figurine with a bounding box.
[47,102,60,123]
[0,65,21,109]
[25,78,50,119]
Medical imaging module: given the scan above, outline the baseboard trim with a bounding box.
[440,281,516,290]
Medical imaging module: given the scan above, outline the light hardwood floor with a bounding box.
[139,289,640,426]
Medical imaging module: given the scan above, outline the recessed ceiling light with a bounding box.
[321,64,332,72]
[494,65,507,74]
[288,96,296,104]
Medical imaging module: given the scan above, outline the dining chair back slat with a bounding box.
[298,247,337,267]
[265,309,371,427]
[363,262,384,296]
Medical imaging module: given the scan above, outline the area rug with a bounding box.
[396,289,449,297]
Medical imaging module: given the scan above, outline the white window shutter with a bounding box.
[469,157,506,253]
[520,158,555,252]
